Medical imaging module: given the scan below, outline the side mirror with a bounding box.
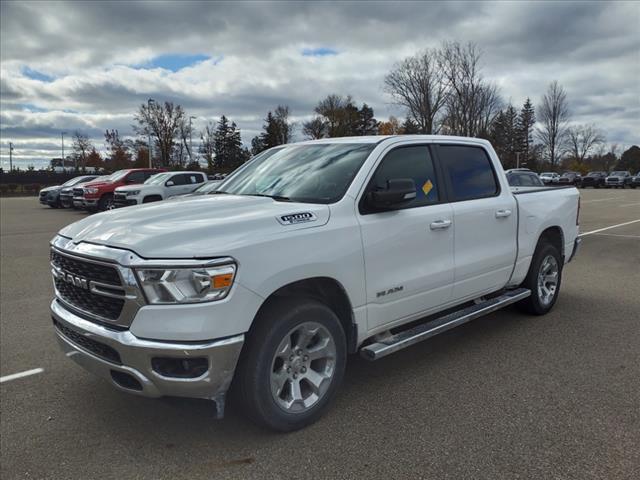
[368,178,416,210]
[166,180,175,186]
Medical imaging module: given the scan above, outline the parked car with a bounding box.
[540,172,560,184]
[505,169,544,189]
[631,172,640,189]
[113,171,207,208]
[39,185,61,207]
[169,180,223,199]
[58,175,101,208]
[50,136,581,431]
[77,168,165,211]
[580,171,607,189]
[605,171,632,188]
[558,171,581,186]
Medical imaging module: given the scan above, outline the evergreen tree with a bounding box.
[401,117,420,134]
[356,104,379,135]
[517,98,536,164]
[212,116,246,168]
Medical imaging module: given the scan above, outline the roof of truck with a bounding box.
[297,135,491,146]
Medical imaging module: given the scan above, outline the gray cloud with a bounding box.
[1,0,638,168]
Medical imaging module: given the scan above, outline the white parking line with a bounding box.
[581,197,616,204]
[0,368,44,384]
[580,219,640,237]
[619,202,640,208]
[592,233,640,239]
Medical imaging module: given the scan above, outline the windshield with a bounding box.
[611,171,627,176]
[193,181,222,194]
[587,172,602,176]
[106,170,130,182]
[144,172,171,185]
[63,176,91,187]
[217,143,376,203]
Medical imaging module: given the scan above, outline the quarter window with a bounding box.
[439,145,499,201]
[367,146,439,210]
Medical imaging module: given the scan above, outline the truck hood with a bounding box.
[115,185,149,193]
[58,194,330,258]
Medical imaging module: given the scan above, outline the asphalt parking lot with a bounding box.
[1,188,639,479]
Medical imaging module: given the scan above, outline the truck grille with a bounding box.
[54,319,122,364]
[73,187,84,197]
[51,250,125,320]
[51,250,120,284]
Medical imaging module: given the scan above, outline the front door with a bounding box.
[357,145,455,331]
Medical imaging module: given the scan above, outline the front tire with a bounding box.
[517,242,563,315]
[98,194,113,211]
[235,298,347,432]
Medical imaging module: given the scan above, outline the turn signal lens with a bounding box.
[212,273,233,289]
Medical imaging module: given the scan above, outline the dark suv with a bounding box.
[558,171,581,186]
[580,171,607,189]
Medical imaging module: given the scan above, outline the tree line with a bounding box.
[51,40,637,175]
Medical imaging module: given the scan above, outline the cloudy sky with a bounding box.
[1,0,638,168]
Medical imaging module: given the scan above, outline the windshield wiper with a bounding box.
[247,193,292,202]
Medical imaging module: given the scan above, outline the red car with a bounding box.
[78,168,166,211]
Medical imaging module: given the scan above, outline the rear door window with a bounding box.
[127,171,146,184]
[439,145,499,201]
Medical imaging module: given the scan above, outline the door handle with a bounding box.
[495,209,512,218]
[430,219,452,230]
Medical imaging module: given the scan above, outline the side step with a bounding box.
[360,288,531,361]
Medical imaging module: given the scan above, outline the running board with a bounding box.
[360,288,531,361]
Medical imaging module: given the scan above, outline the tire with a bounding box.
[517,242,563,315]
[98,194,113,211]
[142,195,162,203]
[234,297,347,432]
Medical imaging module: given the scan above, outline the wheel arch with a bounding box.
[537,225,564,259]
[251,277,358,354]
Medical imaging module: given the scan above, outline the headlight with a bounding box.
[135,263,236,304]
[126,190,140,196]
[85,187,98,194]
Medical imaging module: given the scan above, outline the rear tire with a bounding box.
[517,242,563,315]
[234,298,347,432]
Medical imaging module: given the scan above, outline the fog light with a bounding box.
[151,357,209,378]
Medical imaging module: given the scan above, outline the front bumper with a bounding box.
[51,299,244,400]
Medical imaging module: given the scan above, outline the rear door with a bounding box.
[436,144,517,301]
[357,144,454,330]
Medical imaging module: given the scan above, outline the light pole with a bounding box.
[147,99,155,168]
[189,116,196,163]
[9,142,14,171]
[516,151,521,169]
[61,132,67,168]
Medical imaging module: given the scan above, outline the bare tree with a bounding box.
[274,105,293,144]
[314,94,358,137]
[71,131,93,169]
[567,124,605,164]
[439,41,502,137]
[134,100,185,166]
[537,81,570,165]
[302,116,327,139]
[384,49,447,134]
[199,122,216,171]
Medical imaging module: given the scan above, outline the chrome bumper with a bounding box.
[51,299,244,403]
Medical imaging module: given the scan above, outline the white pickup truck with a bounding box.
[113,171,207,207]
[50,136,581,431]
